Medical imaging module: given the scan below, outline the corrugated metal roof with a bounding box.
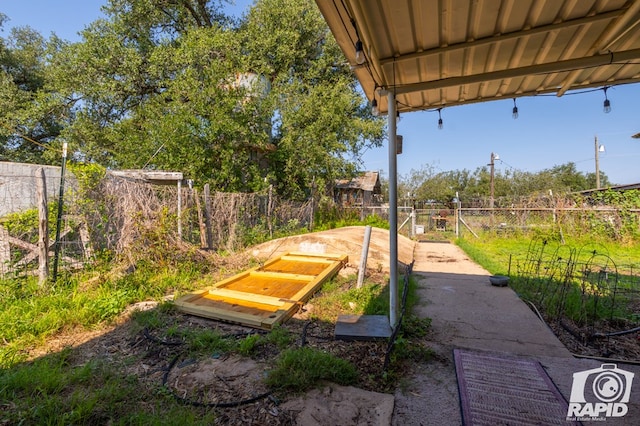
[335,171,381,191]
[316,0,640,114]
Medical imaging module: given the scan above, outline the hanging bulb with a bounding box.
[396,110,401,123]
[371,98,379,116]
[355,40,365,64]
[437,108,443,130]
[512,98,519,119]
[603,87,612,113]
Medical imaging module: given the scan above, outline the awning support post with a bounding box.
[387,91,398,327]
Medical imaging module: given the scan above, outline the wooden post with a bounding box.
[203,184,213,250]
[36,167,49,285]
[267,184,273,238]
[177,179,182,239]
[79,222,94,261]
[194,187,208,248]
[356,225,372,288]
[0,226,10,276]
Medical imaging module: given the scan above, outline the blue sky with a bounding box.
[3,0,640,185]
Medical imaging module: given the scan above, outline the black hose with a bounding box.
[301,320,314,346]
[143,328,184,346]
[592,325,640,338]
[383,261,414,370]
[143,327,272,408]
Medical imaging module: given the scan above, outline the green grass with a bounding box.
[0,262,209,369]
[456,234,640,324]
[264,346,358,392]
[0,348,217,425]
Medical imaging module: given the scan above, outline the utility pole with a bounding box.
[489,152,499,208]
[595,136,601,189]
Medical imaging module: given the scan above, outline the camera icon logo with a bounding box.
[567,363,634,419]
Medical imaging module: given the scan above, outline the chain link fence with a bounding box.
[380,206,640,241]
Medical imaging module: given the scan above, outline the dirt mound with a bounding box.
[248,226,415,273]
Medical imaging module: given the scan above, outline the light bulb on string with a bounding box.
[355,40,365,64]
[603,87,611,113]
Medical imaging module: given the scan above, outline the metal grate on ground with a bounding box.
[454,349,579,426]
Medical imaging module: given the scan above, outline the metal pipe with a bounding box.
[356,225,372,289]
[595,136,601,189]
[388,91,398,327]
[177,179,182,238]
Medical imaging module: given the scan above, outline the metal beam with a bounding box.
[379,9,623,67]
[557,0,640,96]
[391,48,640,96]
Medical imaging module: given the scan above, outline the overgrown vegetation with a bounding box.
[0,237,434,424]
[457,231,640,360]
[0,347,218,425]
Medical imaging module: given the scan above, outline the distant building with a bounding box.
[334,171,382,207]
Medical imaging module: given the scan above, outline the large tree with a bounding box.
[42,0,384,198]
[0,15,69,163]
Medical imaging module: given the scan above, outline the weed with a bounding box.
[183,328,234,355]
[262,325,294,349]
[237,333,262,356]
[265,346,358,392]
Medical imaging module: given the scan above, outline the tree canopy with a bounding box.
[398,161,612,206]
[0,0,385,199]
[0,1,612,203]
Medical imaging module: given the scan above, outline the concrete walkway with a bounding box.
[392,241,640,425]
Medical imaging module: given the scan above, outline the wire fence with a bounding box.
[510,238,640,359]
[0,171,313,279]
[3,161,640,283]
[405,207,640,241]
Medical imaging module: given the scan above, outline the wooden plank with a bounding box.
[249,270,315,281]
[175,252,347,329]
[280,253,347,263]
[289,259,346,302]
[175,302,267,328]
[207,288,287,307]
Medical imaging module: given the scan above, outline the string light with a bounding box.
[355,39,365,64]
[603,86,611,113]
[512,98,519,119]
[437,108,443,129]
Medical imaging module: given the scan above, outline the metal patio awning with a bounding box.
[316,0,640,114]
[315,0,640,328]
